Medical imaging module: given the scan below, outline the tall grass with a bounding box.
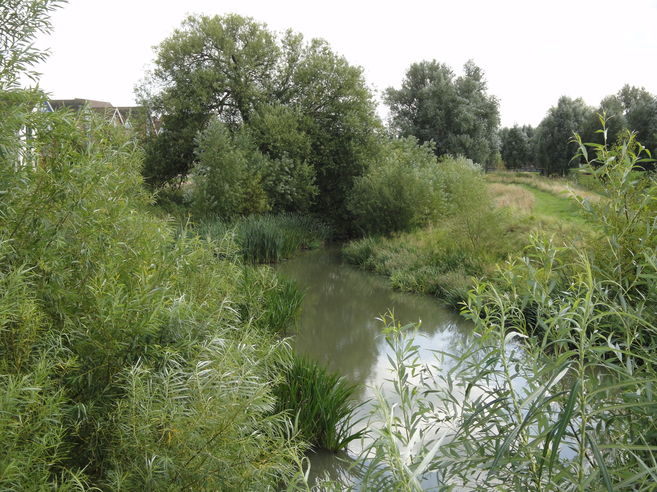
[487,171,602,204]
[198,213,330,264]
[488,182,536,212]
[275,354,365,453]
[238,266,305,334]
[342,215,511,309]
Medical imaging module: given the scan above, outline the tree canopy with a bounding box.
[384,60,500,166]
[139,14,381,228]
[499,124,534,169]
[534,96,594,175]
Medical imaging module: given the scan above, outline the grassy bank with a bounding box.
[343,173,592,308]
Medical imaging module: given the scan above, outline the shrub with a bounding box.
[347,137,445,235]
[189,119,269,218]
[0,106,306,488]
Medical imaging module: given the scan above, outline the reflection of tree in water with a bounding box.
[278,248,473,398]
[305,449,361,489]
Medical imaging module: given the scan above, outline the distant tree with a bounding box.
[534,96,594,175]
[499,124,534,169]
[580,86,657,163]
[384,60,500,166]
[617,85,657,157]
[139,14,381,228]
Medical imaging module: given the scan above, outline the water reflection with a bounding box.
[278,248,471,391]
[277,248,477,487]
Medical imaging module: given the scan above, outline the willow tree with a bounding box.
[534,96,593,175]
[139,14,381,227]
[384,60,500,166]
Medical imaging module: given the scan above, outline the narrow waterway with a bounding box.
[277,247,474,485]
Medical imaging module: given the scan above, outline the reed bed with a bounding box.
[198,213,330,264]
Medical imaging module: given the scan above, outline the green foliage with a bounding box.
[248,105,318,212]
[573,125,657,316]
[190,119,269,218]
[106,334,306,490]
[347,137,445,235]
[260,154,318,213]
[385,60,500,166]
[535,96,594,175]
[344,156,507,307]
[275,354,364,452]
[499,124,535,169]
[235,265,305,334]
[141,112,205,187]
[198,213,330,264]
[0,4,313,489]
[1,94,305,491]
[359,129,657,490]
[583,86,657,160]
[139,13,381,230]
[0,0,65,89]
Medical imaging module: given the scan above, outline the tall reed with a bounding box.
[275,354,365,453]
[198,213,330,264]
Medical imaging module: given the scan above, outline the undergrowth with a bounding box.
[0,82,309,489]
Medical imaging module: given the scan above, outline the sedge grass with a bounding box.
[275,355,365,453]
[198,213,330,264]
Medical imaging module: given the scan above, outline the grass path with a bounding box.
[515,183,588,223]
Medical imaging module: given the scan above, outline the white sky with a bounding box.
[33,0,657,127]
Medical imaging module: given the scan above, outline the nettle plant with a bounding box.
[359,129,657,491]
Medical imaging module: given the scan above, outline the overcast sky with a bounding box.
[34,0,657,127]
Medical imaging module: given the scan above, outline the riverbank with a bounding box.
[342,174,593,308]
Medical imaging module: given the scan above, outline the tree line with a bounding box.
[140,12,657,233]
[500,87,657,175]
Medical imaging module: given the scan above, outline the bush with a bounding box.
[0,105,306,488]
[189,119,269,218]
[347,137,445,235]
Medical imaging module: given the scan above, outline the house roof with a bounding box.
[47,99,161,134]
[49,98,114,110]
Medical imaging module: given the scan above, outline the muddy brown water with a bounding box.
[277,247,474,487]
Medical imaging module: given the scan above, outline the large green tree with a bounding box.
[499,124,535,169]
[139,14,381,227]
[615,85,657,157]
[384,60,500,166]
[534,96,594,175]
